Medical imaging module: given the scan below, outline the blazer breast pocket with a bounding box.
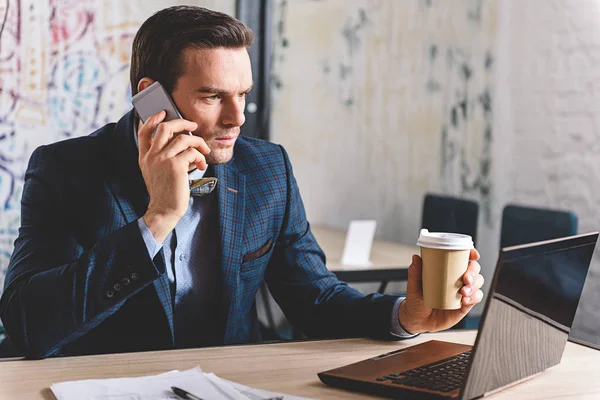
[242,238,274,263]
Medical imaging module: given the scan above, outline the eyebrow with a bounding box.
[196,83,254,95]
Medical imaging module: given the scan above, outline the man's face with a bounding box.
[171,47,253,165]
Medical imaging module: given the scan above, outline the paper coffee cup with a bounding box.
[417,229,473,310]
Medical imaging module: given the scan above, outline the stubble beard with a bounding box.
[205,146,234,165]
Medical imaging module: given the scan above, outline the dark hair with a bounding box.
[130,6,254,96]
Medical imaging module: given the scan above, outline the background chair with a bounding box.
[421,194,479,246]
[500,204,578,248]
[257,284,296,342]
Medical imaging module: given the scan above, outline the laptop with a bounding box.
[318,232,599,399]
[569,245,600,351]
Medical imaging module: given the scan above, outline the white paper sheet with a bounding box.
[204,373,312,400]
[50,367,313,400]
[51,367,229,400]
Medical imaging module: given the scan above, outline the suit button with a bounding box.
[105,289,114,298]
[122,277,131,286]
[113,283,122,291]
[131,273,139,281]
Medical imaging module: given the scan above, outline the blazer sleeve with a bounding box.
[0,146,166,358]
[265,145,402,340]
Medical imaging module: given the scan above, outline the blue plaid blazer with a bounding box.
[0,111,400,358]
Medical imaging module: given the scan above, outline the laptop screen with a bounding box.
[495,236,596,330]
[461,233,598,400]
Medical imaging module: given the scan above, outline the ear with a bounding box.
[137,77,155,94]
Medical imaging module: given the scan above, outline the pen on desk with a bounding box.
[171,386,204,400]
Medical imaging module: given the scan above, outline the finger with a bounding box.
[463,261,481,285]
[163,134,211,159]
[460,303,475,314]
[462,289,483,306]
[461,285,473,296]
[406,255,423,298]
[460,276,485,296]
[469,248,480,261]
[152,119,198,151]
[467,260,481,275]
[178,148,207,171]
[138,110,166,156]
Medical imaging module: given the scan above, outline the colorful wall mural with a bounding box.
[0,0,234,294]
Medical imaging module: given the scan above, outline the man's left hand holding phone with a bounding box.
[132,80,209,243]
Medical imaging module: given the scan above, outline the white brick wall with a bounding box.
[506,0,600,343]
[508,0,600,226]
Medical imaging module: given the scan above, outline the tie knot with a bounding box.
[189,177,218,197]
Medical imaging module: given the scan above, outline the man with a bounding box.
[0,6,484,359]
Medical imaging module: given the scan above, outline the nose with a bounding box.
[221,97,246,128]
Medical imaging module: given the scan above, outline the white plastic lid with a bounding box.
[417,229,473,250]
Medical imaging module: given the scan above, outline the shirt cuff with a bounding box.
[137,217,164,259]
[390,297,420,339]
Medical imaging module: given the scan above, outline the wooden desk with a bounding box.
[312,226,418,290]
[2,330,599,399]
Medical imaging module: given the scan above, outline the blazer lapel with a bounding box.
[105,110,175,344]
[214,162,246,343]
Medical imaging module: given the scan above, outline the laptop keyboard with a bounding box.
[376,350,472,393]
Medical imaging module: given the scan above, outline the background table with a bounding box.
[1,330,599,399]
[312,225,418,292]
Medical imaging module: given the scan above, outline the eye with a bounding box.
[205,95,219,101]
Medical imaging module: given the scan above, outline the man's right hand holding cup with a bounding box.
[398,230,485,334]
